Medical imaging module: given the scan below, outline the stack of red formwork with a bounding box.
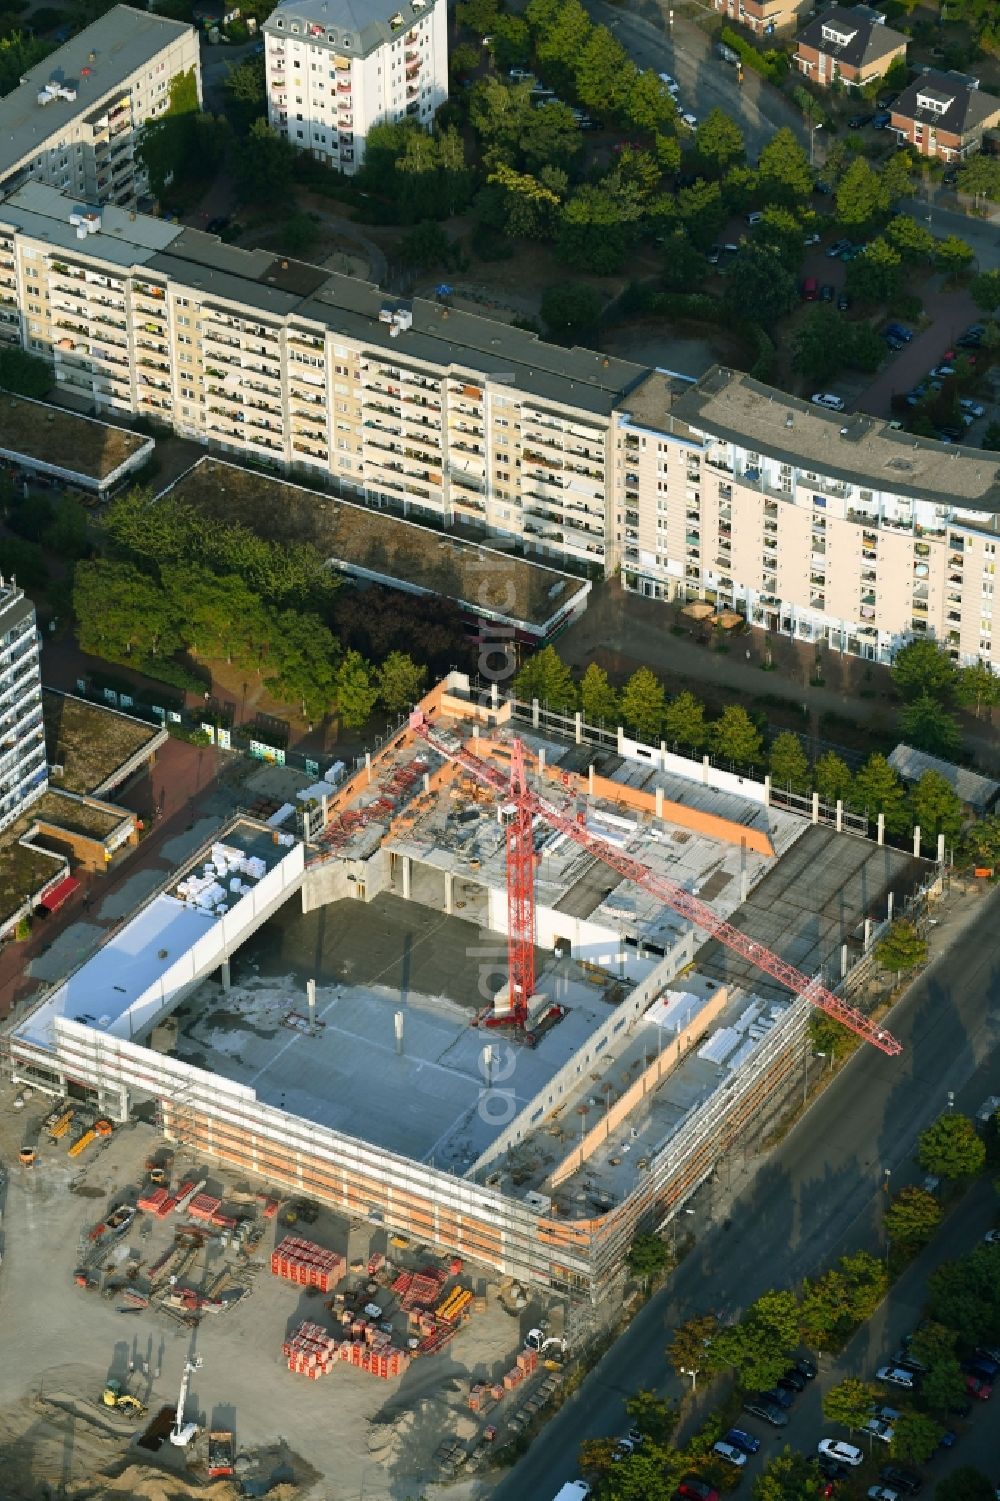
[271,1236,345,1294]
[391,1266,448,1311]
[137,1186,170,1214]
[367,1251,385,1277]
[154,1195,177,1219]
[284,1321,339,1379]
[517,1349,539,1377]
[189,1193,222,1222]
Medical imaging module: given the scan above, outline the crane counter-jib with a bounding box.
[408,711,902,1057]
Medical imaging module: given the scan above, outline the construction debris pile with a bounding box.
[270,1236,346,1293]
[283,1321,411,1381]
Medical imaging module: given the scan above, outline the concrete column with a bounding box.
[702,755,710,785]
[938,832,946,864]
[491,681,499,710]
[588,764,595,796]
[395,1011,404,1056]
[220,957,231,993]
[812,791,820,825]
[423,773,430,795]
[472,723,479,739]
[763,774,771,807]
[307,978,316,1029]
[321,794,329,829]
[575,711,583,746]
[913,825,922,858]
[841,943,848,979]
[444,869,454,915]
[532,697,540,729]
[401,855,411,900]
[864,917,873,951]
[660,740,667,769]
[835,799,843,833]
[538,747,546,773]
[365,751,372,784]
[877,812,885,846]
[655,786,664,820]
[887,891,894,922]
[617,726,625,755]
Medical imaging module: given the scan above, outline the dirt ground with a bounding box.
[0,1087,563,1501]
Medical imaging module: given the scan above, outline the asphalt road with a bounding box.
[490,885,1000,1501]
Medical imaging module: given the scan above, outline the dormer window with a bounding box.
[916,90,952,114]
[342,33,352,44]
[821,23,856,44]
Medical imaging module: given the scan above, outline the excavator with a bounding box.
[101,1379,146,1418]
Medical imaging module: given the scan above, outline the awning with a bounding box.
[39,875,80,913]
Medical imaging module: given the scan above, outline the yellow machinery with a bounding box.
[69,1127,97,1158]
[49,1108,75,1141]
[101,1380,146,1417]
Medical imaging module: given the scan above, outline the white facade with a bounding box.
[264,0,447,173]
[0,583,47,833]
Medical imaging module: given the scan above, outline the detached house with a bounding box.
[891,69,1000,162]
[793,5,907,89]
[711,0,810,40]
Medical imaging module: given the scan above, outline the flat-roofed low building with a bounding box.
[160,457,591,643]
[0,5,200,208]
[0,393,154,496]
[614,365,1000,669]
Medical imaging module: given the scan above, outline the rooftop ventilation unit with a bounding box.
[379,305,413,338]
[37,79,78,106]
[69,208,101,239]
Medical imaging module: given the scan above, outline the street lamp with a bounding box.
[883,1167,892,1264]
[681,1366,698,1392]
[809,120,823,166]
[947,1090,955,1111]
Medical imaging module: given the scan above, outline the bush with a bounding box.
[719,26,789,84]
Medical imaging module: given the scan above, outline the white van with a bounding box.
[553,1485,591,1501]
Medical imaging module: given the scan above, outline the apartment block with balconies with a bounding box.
[0,584,47,835]
[614,367,1000,670]
[0,6,200,209]
[264,0,447,174]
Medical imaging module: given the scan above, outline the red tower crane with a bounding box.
[409,712,902,1057]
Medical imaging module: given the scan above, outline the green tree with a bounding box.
[376,651,428,714]
[755,206,813,272]
[714,1289,800,1389]
[333,648,379,729]
[875,918,927,973]
[935,234,974,278]
[167,566,266,668]
[619,667,667,740]
[814,750,853,806]
[577,1437,618,1479]
[921,1355,967,1415]
[838,1248,889,1323]
[846,236,903,303]
[663,690,708,752]
[624,1390,677,1445]
[792,305,852,381]
[955,659,1000,717]
[0,347,51,399]
[264,610,341,723]
[234,117,296,207]
[722,246,798,325]
[625,69,677,132]
[695,107,745,172]
[627,1232,671,1284]
[513,645,577,711]
[541,281,602,340]
[808,1009,853,1064]
[710,704,763,765]
[757,126,813,203]
[891,1410,942,1465]
[853,753,908,833]
[969,269,1000,315]
[908,1321,958,1368]
[928,1242,1000,1344]
[222,53,265,134]
[822,1376,878,1431]
[911,769,963,844]
[769,731,809,791]
[884,1185,942,1247]
[961,813,1000,870]
[957,156,1000,203]
[885,213,936,262]
[899,693,963,759]
[666,1312,719,1379]
[72,560,181,662]
[892,637,958,700]
[934,1467,996,1501]
[518,100,582,172]
[580,662,619,725]
[573,25,637,117]
[836,157,883,228]
[799,1267,852,1348]
[675,177,727,249]
[660,234,709,292]
[558,182,638,273]
[918,1112,986,1179]
[398,221,450,269]
[752,1447,827,1501]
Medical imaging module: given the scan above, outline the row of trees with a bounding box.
[512,647,967,841]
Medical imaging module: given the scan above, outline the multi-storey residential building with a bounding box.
[793,5,907,90]
[0,6,200,210]
[264,0,447,174]
[711,0,809,39]
[615,367,1000,670]
[0,583,47,834]
[892,69,1000,162]
[0,183,639,574]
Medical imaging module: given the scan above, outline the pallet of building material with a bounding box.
[503,1368,524,1391]
[436,1286,473,1323]
[188,1193,222,1222]
[154,1196,177,1219]
[367,1252,385,1276]
[137,1187,170,1214]
[516,1349,538,1375]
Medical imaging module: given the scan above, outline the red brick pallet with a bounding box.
[271,1236,345,1295]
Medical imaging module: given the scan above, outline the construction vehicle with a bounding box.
[207,1429,235,1477]
[18,1146,36,1167]
[102,1379,147,1418]
[525,1328,567,1360]
[106,1204,136,1237]
[69,1127,97,1158]
[169,1357,202,1447]
[408,712,902,1056]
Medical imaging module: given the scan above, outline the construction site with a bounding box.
[6,673,930,1308]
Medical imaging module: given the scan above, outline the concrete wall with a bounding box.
[485,885,624,968]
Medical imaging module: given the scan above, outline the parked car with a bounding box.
[872,111,891,128]
[722,1428,760,1456]
[837,291,850,311]
[820,283,835,302]
[811,393,845,411]
[864,1416,896,1444]
[827,238,851,258]
[935,1428,958,1453]
[842,243,867,261]
[880,1464,923,1495]
[681,112,698,128]
[819,1440,864,1466]
[877,1366,917,1389]
[508,67,533,81]
[943,167,958,185]
[959,399,986,419]
[811,1453,851,1483]
[795,1356,819,1380]
[746,210,763,226]
[876,92,897,108]
[676,1479,719,1501]
[759,1387,795,1409]
[707,245,722,265]
[802,276,819,300]
[804,231,821,245]
[984,1229,1000,1245]
[893,1348,929,1373]
[658,71,679,91]
[885,334,906,351]
[973,1349,1000,1375]
[778,1367,808,1392]
[885,322,913,342]
[743,1398,788,1427]
[612,1438,635,1462]
[849,113,873,128]
[205,216,230,235]
[957,325,985,348]
[964,1372,992,1399]
[929,364,956,379]
[868,1489,900,1501]
[712,1440,747,1468]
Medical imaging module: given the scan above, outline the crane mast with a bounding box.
[409,712,902,1057]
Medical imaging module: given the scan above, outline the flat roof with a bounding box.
[28,788,127,841]
[0,390,151,482]
[42,691,162,796]
[0,812,63,929]
[889,743,1000,810]
[632,366,1000,511]
[264,0,444,61]
[161,458,590,630]
[0,6,194,187]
